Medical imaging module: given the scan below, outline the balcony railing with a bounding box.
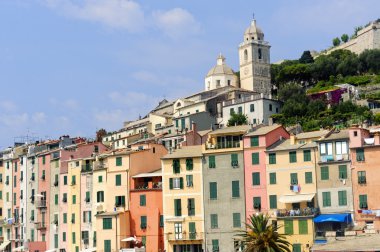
[132,182,162,191]
[275,207,320,218]
[94,163,107,171]
[36,200,47,208]
[81,164,93,173]
[35,222,47,230]
[206,141,241,150]
[167,232,203,241]
[320,154,349,163]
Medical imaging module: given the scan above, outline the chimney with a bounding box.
[192,122,197,133]
[290,135,296,145]
[375,133,380,145]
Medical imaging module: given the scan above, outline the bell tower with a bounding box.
[239,18,271,95]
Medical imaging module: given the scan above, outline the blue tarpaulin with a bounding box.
[313,213,352,223]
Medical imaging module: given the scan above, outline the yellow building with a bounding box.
[266,131,328,252]
[0,154,3,239]
[162,146,204,252]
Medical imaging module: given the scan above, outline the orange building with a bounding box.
[129,170,164,252]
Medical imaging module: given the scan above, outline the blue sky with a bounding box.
[0,0,379,147]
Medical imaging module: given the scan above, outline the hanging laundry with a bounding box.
[293,185,299,192]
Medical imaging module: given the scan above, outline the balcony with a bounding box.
[206,141,241,150]
[35,222,47,230]
[94,162,107,171]
[275,207,320,218]
[167,232,203,241]
[319,154,349,163]
[132,181,162,191]
[36,200,47,209]
[81,164,93,173]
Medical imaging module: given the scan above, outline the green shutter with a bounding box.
[356,148,365,161]
[269,172,276,184]
[64,175,67,185]
[293,244,302,252]
[174,199,181,216]
[252,172,260,185]
[62,232,66,242]
[358,171,366,184]
[359,194,368,209]
[284,220,294,234]
[251,152,259,165]
[116,157,122,166]
[169,178,173,189]
[338,191,347,206]
[269,153,276,164]
[253,197,261,209]
[339,165,347,179]
[173,159,180,173]
[290,173,298,185]
[186,158,193,170]
[322,192,331,207]
[305,172,313,184]
[289,151,297,163]
[63,213,67,224]
[55,194,58,205]
[269,195,277,209]
[189,222,196,239]
[140,216,147,229]
[298,220,308,234]
[210,182,217,199]
[104,240,111,252]
[209,156,216,168]
[188,198,195,216]
[233,213,241,228]
[303,150,311,162]
[212,240,219,251]
[86,191,90,202]
[250,104,255,112]
[72,195,76,204]
[72,232,76,244]
[160,215,164,227]
[232,181,240,198]
[180,177,184,189]
[321,166,329,180]
[98,175,103,183]
[140,195,146,206]
[103,218,112,229]
[211,214,218,228]
[250,136,259,147]
[115,174,121,186]
[54,234,58,248]
[231,153,238,167]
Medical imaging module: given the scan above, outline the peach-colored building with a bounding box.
[129,170,164,252]
[349,127,380,231]
[243,124,289,218]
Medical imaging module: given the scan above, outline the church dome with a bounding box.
[244,19,264,41]
[206,54,234,77]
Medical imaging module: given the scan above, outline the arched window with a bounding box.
[177,102,181,107]
[244,49,248,61]
[258,48,262,60]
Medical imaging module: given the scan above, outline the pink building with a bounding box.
[243,125,289,218]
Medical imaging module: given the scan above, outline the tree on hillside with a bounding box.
[359,49,380,74]
[237,214,291,252]
[96,128,107,142]
[299,50,314,64]
[227,112,248,126]
[341,34,349,43]
[333,37,341,46]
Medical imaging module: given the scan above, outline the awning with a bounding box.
[0,241,11,250]
[80,248,97,252]
[279,193,315,203]
[121,237,136,242]
[13,246,25,251]
[314,213,352,223]
[132,170,161,178]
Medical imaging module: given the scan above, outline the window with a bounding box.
[169,177,183,189]
[63,213,67,224]
[104,240,111,252]
[174,223,182,240]
[174,199,182,216]
[303,150,311,162]
[233,213,241,228]
[172,159,180,173]
[298,220,308,234]
[211,214,218,228]
[336,141,348,155]
[140,216,147,229]
[290,173,298,185]
[238,106,243,114]
[269,195,277,209]
[269,153,276,164]
[54,234,58,248]
[289,151,297,163]
[320,142,333,155]
[253,197,261,209]
[140,195,146,206]
[71,213,75,224]
[269,172,276,184]
[251,152,259,165]
[321,166,329,180]
[230,108,234,115]
[186,158,193,170]
[71,175,76,185]
[210,182,217,199]
[250,136,259,147]
[252,172,260,186]
[244,49,248,61]
[231,153,238,167]
[232,181,240,198]
[115,196,125,207]
[189,222,196,239]
[72,232,76,244]
[284,220,293,234]
[83,211,92,223]
[116,157,122,166]
[186,175,193,187]
[159,215,164,227]
[250,104,255,112]
[103,218,112,229]
[212,239,219,252]
[338,190,347,206]
[98,176,103,183]
[358,171,366,184]
[209,156,216,168]
[305,172,313,184]
[293,244,301,252]
[258,48,262,59]
[216,79,221,87]
[63,232,66,242]
[356,148,365,161]
[97,191,104,202]
[63,175,67,185]
[359,194,368,209]
[269,104,273,111]
[72,195,76,204]
[42,156,46,165]
[187,198,195,216]
[322,192,331,207]
[339,165,347,179]
[115,174,121,186]
[55,194,58,205]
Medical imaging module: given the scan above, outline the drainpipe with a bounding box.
[116,215,118,251]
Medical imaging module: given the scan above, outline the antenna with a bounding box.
[252,12,255,20]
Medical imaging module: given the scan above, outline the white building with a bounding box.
[205,54,238,91]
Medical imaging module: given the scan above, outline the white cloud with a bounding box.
[153,8,201,39]
[42,0,145,32]
[0,113,29,127]
[64,99,79,110]
[32,112,47,124]
[0,101,17,112]
[108,91,158,108]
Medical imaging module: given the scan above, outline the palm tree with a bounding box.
[237,214,291,252]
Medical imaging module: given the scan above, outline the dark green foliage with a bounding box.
[227,112,248,127]
[236,214,291,252]
[333,37,341,46]
[299,51,314,64]
[341,34,349,43]
[358,49,380,74]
